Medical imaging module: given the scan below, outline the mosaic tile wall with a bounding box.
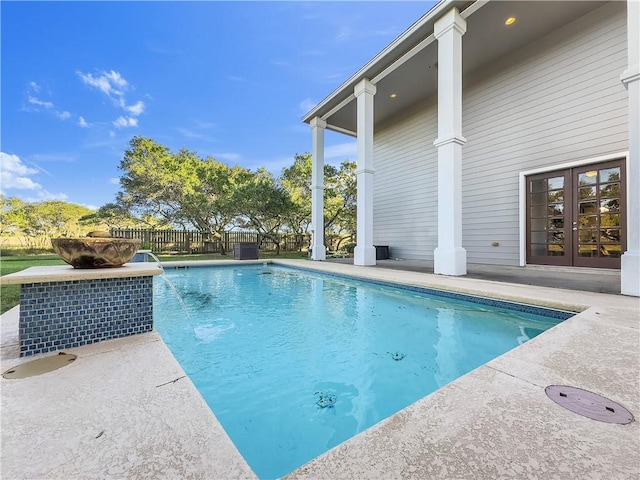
[19,276,154,356]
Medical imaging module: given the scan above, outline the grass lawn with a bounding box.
[0,255,66,314]
[0,251,308,314]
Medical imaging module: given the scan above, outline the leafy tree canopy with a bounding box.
[0,195,105,247]
[116,136,251,245]
[231,168,296,254]
[280,154,356,247]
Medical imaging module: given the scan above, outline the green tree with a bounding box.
[28,201,97,243]
[280,153,313,238]
[324,160,357,249]
[79,203,143,229]
[0,196,28,239]
[232,169,296,255]
[117,136,250,254]
[279,154,357,250]
[1,197,101,248]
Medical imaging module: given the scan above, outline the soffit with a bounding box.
[307,0,608,135]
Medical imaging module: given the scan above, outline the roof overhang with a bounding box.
[303,0,608,136]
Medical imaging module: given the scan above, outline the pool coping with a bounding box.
[0,263,163,285]
[1,259,639,479]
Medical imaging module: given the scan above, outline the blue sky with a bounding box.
[1,1,435,209]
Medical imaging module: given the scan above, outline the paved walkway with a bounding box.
[328,258,622,294]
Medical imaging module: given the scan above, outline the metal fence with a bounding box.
[109,228,310,254]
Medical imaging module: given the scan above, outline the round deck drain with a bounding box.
[545,385,634,424]
[2,352,77,379]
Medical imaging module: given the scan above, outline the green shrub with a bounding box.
[344,243,356,254]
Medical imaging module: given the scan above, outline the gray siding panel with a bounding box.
[373,100,438,260]
[372,1,628,265]
[462,1,628,265]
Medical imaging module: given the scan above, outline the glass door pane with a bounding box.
[527,171,570,265]
[573,161,625,268]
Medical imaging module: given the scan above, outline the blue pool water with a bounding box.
[153,265,571,479]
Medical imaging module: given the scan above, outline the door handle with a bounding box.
[572,227,578,231]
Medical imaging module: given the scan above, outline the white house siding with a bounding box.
[372,1,628,264]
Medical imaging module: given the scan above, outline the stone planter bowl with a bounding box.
[51,237,142,269]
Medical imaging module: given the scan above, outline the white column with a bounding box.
[621,0,640,297]
[354,78,377,266]
[310,116,327,261]
[433,8,467,276]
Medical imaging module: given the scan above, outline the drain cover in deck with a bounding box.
[2,352,77,379]
[545,385,634,424]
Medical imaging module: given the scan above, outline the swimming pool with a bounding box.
[153,264,572,479]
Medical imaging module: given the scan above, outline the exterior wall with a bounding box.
[372,1,628,264]
[373,99,438,260]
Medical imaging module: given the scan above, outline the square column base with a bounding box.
[311,244,326,261]
[434,246,467,276]
[621,251,640,296]
[354,245,376,266]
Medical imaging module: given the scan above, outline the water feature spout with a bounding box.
[147,252,163,271]
[149,253,191,319]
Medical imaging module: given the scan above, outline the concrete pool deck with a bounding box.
[1,259,638,479]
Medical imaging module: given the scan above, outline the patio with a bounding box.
[328,258,622,294]
[1,259,638,479]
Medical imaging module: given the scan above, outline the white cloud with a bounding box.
[113,116,138,128]
[299,98,316,112]
[23,190,68,202]
[28,95,53,109]
[325,141,357,160]
[335,25,354,43]
[25,83,72,122]
[104,70,128,89]
[78,116,89,127]
[28,153,75,163]
[176,127,214,141]
[299,98,316,114]
[0,152,41,190]
[109,131,116,138]
[126,100,145,116]
[323,72,346,82]
[108,177,120,185]
[246,156,292,174]
[78,70,146,125]
[0,152,69,201]
[77,70,128,97]
[214,152,242,162]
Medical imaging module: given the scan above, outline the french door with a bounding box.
[526,159,626,268]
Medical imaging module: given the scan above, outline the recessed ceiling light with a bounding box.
[505,17,516,26]
[390,93,398,98]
